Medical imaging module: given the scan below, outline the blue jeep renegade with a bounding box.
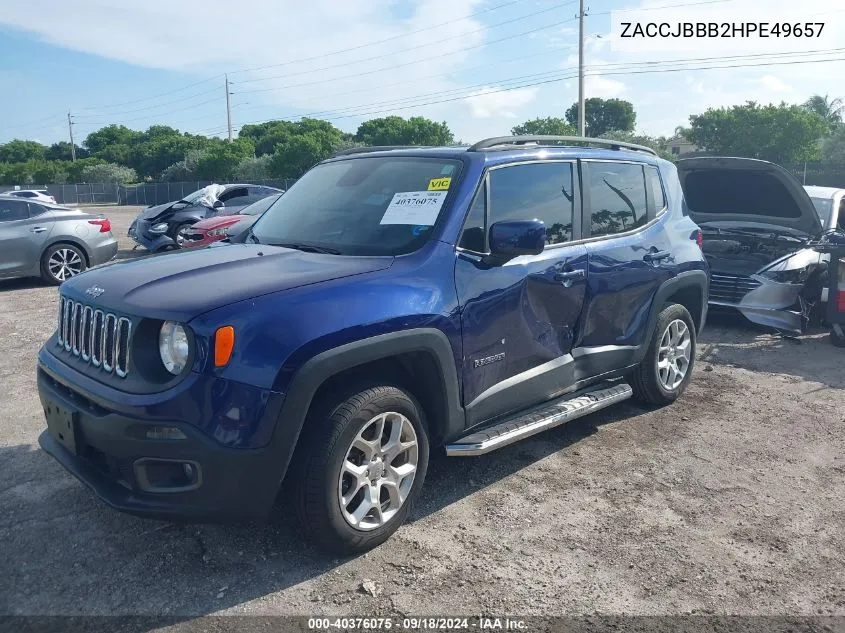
[37,136,708,553]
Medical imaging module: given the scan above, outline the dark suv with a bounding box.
[37,136,708,553]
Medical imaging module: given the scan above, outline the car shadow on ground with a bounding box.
[1,403,646,622]
[699,310,844,389]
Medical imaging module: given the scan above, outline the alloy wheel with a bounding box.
[337,412,419,531]
[48,248,83,281]
[657,319,692,391]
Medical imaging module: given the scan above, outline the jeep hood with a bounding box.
[61,245,393,322]
[677,157,822,236]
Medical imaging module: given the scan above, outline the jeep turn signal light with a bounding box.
[214,326,235,367]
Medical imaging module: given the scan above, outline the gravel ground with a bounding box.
[0,206,843,617]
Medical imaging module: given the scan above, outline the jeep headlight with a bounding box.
[760,265,811,284]
[159,321,189,374]
[149,222,169,234]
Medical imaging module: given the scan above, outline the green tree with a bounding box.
[269,134,326,178]
[355,116,453,146]
[511,117,576,136]
[44,142,87,162]
[0,139,46,163]
[565,98,636,137]
[687,101,828,163]
[83,125,142,154]
[32,161,69,184]
[233,155,273,180]
[821,125,845,163]
[62,157,106,183]
[193,139,254,180]
[80,162,137,184]
[600,130,676,162]
[803,94,844,130]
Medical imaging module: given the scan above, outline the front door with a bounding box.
[455,161,588,428]
[0,199,51,277]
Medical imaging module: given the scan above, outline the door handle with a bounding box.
[643,250,671,263]
[30,227,47,234]
[554,269,586,287]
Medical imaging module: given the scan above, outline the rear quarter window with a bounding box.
[585,162,649,237]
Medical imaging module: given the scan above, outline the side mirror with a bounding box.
[213,200,225,209]
[488,220,546,262]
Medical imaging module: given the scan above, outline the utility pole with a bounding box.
[225,74,233,142]
[67,112,76,162]
[577,0,586,137]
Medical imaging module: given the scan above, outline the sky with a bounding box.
[1,0,845,147]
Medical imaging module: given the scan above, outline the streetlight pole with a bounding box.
[578,0,586,137]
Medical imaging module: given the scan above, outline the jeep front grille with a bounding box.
[57,297,131,378]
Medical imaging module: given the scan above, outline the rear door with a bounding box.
[456,160,589,426]
[0,200,53,276]
[577,160,674,377]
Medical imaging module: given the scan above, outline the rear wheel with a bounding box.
[631,303,696,405]
[831,324,845,348]
[40,244,87,285]
[292,385,429,554]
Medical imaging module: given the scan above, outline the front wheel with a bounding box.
[169,222,193,249]
[292,385,429,554]
[630,303,697,405]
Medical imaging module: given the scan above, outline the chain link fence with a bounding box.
[0,179,296,206]
[783,163,845,188]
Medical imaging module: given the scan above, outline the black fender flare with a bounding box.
[633,269,709,364]
[266,328,464,487]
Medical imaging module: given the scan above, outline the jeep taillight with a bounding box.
[88,219,111,233]
[695,230,703,249]
[837,290,845,313]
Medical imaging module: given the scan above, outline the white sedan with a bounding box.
[0,189,57,204]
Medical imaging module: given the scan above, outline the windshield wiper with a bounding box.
[272,242,341,255]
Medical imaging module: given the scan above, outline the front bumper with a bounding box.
[708,272,806,333]
[129,218,176,252]
[37,364,286,523]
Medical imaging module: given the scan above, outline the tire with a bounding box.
[630,303,697,405]
[169,222,193,250]
[831,325,845,348]
[40,243,87,285]
[292,384,430,554]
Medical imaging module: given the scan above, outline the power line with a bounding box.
[197,51,845,134]
[233,2,579,85]
[231,49,845,126]
[227,0,526,75]
[69,86,221,121]
[74,74,224,112]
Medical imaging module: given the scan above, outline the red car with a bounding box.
[183,193,282,248]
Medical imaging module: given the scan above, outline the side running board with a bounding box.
[445,382,633,457]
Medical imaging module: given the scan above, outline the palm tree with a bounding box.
[804,94,844,128]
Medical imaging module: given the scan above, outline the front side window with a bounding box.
[586,162,648,237]
[488,162,575,245]
[251,157,462,256]
[0,199,29,222]
[459,187,486,252]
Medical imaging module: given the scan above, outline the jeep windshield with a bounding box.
[250,156,461,256]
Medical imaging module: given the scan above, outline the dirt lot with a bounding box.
[0,206,843,617]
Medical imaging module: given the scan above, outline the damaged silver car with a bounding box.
[678,157,830,334]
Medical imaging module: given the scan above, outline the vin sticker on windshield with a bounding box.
[380,191,448,226]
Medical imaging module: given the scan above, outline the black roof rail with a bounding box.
[331,145,432,157]
[467,135,658,156]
